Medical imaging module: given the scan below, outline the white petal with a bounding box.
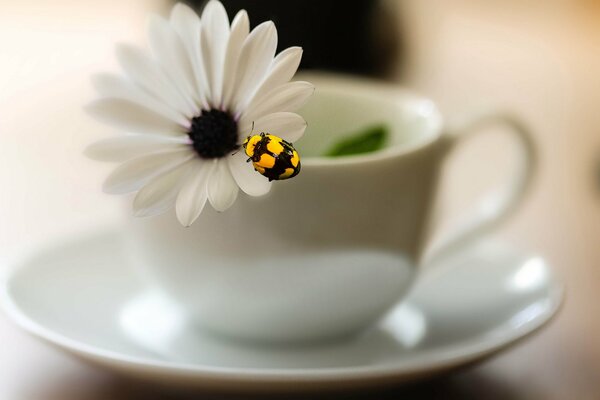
[228,151,272,196]
[238,112,307,143]
[200,0,230,107]
[230,21,278,115]
[85,135,190,162]
[91,74,189,127]
[175,161,212,226]
[147,15,199,115]
[247,47,303,109]
[221,10,249,110]
[239,81,314,128]
[170,3,209,108]
[115,44,194,118]
[207,159,239,212]
[103,149,194,194]
[86,98,185,136]
[133,160,194,218]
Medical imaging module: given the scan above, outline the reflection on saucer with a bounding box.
[119,290,427,369]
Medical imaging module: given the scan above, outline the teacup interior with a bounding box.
[295,75,442,158]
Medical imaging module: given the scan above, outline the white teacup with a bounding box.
[125,74,535,344]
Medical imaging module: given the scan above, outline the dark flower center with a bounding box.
[188,109,239,159]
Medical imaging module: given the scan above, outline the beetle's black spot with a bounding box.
[188,109,238,159]
[261,144,299,181]
[251,134,271,162]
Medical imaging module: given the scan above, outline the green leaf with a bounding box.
[324,124,389,157]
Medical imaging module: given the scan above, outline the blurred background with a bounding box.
[0,0,599,398]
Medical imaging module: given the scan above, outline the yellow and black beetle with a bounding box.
[242,132,301,181]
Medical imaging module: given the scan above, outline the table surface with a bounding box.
[1,1,599,399]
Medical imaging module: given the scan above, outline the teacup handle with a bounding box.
[421,111,536,267]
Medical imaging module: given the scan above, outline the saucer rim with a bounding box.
[0,234,565,384]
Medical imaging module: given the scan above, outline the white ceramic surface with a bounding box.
[125,74,536,343]
[0,230,563,392]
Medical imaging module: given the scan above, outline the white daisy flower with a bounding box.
[86,0,313,226]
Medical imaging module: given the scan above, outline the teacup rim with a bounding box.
[296,72,444,168]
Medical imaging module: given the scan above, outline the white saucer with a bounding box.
[0,231,563,392]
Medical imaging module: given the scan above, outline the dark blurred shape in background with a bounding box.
[189,0,400,77]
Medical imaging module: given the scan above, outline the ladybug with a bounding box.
[242,132,301,181]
